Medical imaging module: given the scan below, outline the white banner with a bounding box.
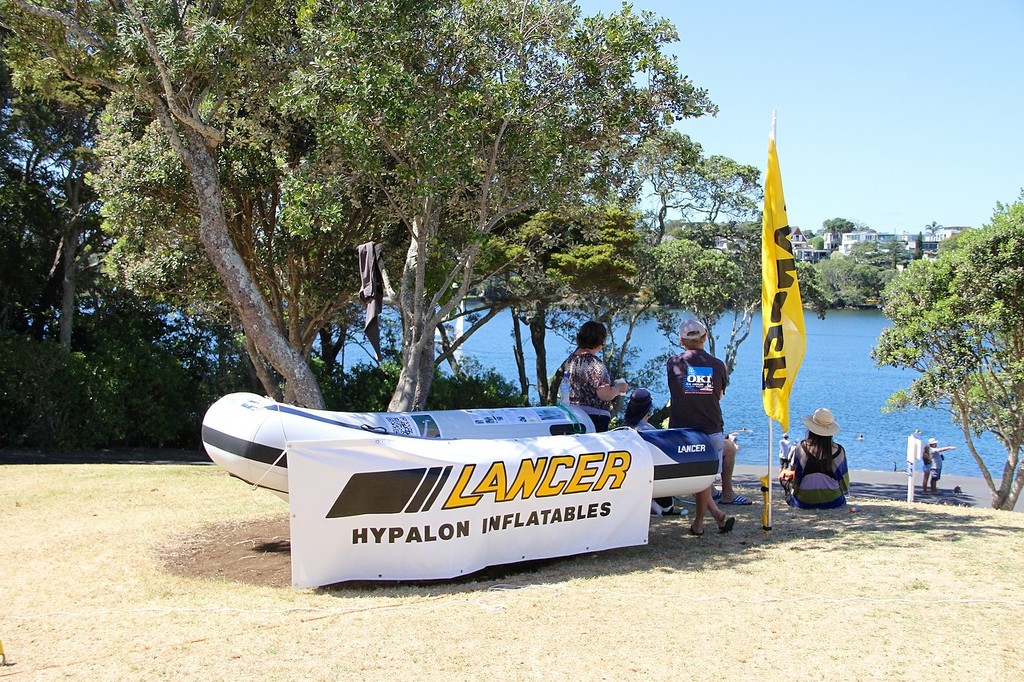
[287,430,654,586]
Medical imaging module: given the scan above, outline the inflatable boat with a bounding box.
[201,392,719,501]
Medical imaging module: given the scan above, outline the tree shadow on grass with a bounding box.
[848,479,977,507]
[161,483,1016,595]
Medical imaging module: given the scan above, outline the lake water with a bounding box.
[453,308,1004,478]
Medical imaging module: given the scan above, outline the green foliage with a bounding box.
[636,129,759,244]
[817,255,889,307]
[0,334,91,448]
[874,193,1024,509]
[427,362,528,411]
[324,356,402,413]
[83,327,200,449]
[327,354,524,413]
[644,217,767,375]
[652,238,740,318]
[821,217,858,233]
[0,55,105,339]
[4,0,340,408]
[0,170,61,335]
[0,296,251,450]
[285,0,716,409]
[811,236,913,308]
[795,261,831,318]
[92,74,366,353]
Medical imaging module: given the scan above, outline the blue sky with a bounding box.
[577,0,1024,234]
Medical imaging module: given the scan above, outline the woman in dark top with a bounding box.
[559,321,629,432]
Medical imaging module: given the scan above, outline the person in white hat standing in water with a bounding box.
[779,407,850,509]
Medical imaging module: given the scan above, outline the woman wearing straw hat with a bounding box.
[779,407,850,509]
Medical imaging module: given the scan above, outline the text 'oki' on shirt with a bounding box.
[684,367,715,394]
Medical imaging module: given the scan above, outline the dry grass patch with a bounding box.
[2,463,1022,680]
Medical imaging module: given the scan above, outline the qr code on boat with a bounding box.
[384,415,415,437]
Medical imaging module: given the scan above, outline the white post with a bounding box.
[906,435,920,503]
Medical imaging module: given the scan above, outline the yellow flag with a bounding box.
[761,120,806,432]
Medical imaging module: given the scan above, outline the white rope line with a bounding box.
[10,600,441,621]
[485,582,1024,606]
[10,588,1022,621]
[248,400,289,492]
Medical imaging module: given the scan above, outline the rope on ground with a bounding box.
[486,582,1024,607]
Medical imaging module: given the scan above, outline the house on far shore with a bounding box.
[836,226,972,258]
[790,226,808,250]
[795,247,830,263]
[837,230,881,255]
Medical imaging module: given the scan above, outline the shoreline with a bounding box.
[732,463,1021,512]
[1,449,1018,512]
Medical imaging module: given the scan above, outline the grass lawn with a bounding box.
[2,463,1022,680]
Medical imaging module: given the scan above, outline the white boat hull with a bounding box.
[201,393,718,501]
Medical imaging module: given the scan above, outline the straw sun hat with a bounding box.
[803,407,841,437]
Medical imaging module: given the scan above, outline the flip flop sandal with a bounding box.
[718,517,736,534]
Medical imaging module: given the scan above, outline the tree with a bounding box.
[92,88,371,402]
[649,231,755,373]
[814,240,902,307]
[636,129,702,243]
[637,130,760,247]
[822,217,859,234]
[631,132,766,380]
[817,256,882,307]
[288,0,715,410]
[478,205,645,405]
[846,240,906,274]
[874,196,1024,510]
[0,52,105,347]
[4,0,326,407]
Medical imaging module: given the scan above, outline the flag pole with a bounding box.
[762,418,773,531]
[760,110,806,532]
[763,113,777,533]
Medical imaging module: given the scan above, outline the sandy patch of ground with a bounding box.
[161,515,293,588]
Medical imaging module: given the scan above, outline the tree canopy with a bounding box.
[874,193,1024,510]
[284,0,716,409]
[4,0,333,406]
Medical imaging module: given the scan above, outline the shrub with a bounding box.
[0,334,92,449]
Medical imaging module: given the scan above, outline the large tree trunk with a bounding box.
[959,412,1024,511]
[58,159,84,351]
[528,309,553,405]
[511,308,529,399]
[181,130,324,408]
[389,202,492,411]
[390,335,434,411]
[58,223,78,351]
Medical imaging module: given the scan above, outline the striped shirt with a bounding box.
[788,443,850,509]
